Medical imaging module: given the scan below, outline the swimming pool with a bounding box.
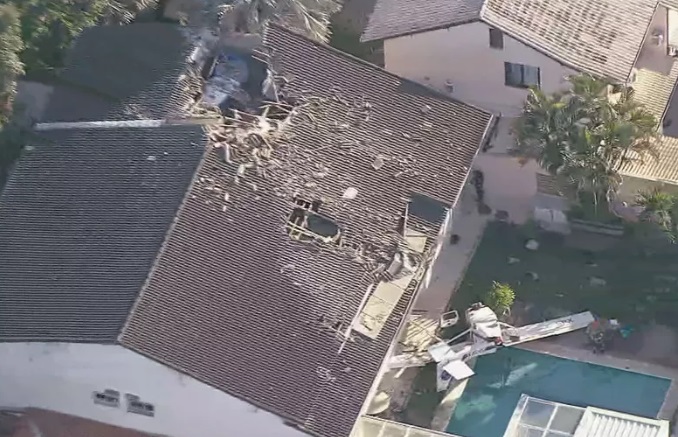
[446,348,672,437]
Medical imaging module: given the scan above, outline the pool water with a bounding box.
[446,348,672,437]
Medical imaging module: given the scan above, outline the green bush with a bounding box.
[484,281,515,315]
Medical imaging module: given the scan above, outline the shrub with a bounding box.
[484,281,515,315]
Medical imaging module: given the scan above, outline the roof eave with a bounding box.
[360,18,481,43]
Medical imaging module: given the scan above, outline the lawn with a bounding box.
[452,221,678,328]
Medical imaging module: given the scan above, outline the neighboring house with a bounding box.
[0,22,493,437]
[363,0,678,224]
[0,408,159,437]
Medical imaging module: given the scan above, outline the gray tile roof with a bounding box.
[363,0,662,82]
[41,23,199,123]
[0,125,206,342]
[361,0,484,42]
[480,0,657,81]
[120,24,493,437]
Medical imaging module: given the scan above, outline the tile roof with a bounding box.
[41,23,199,123]
[361,0,483,42]
[120,24,493,437]
[0,408,158,437]
[633,64,678,123]
[480,0,657,81]
[363,0,665,82]
[0,124,206,342]
[619,135,678,182]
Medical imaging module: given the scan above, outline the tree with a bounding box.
[514,73,659,206]
[196,0,341,42]
[9,0,158,76]
[0,4,23,124]
[635,187,678,243]
[484,282,515,315]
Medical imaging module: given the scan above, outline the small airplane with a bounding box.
[389,303,595,392]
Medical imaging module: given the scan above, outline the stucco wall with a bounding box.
[0,343,307,437]
[618,174,678,204]
[383,22,577,116]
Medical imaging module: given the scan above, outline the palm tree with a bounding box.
[636,187,678,242]
[0,4,24,125]
[198,0,342,42]
[514,73,659,205]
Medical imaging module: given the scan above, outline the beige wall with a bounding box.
[618,174,678,204]
[384,22,577,116]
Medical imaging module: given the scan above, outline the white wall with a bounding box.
[384,22,577,116]
[0,343,307,437]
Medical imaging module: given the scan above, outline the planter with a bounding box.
[569,219,624,236]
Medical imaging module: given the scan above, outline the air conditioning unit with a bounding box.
[444,80,454,93]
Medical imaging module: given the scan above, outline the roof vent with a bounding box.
[445,80,454,93]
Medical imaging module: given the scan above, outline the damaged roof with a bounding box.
[362,0,661,82]
[41,23,199,123]
[120,24,492,437]
[0,124,206,342]
[0,19,491,437]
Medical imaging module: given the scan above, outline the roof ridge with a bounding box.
[264,23,493,118]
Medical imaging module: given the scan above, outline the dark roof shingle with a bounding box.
[120,25,492,437]
[41,23,198,123]
[0,125,206,342]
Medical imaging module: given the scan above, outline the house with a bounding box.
[363,0,678,223]
[0,22,493,437]
[0,408,159,437]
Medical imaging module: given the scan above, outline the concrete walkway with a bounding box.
[414,185,489,317]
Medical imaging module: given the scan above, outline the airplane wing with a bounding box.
[436,359,475,391]
[503,311,594,346]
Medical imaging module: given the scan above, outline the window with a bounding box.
[93,389,120,408]
[125,394,155,417]
[504,62,540,88]
[489,28,504,49]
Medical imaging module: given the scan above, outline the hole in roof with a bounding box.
[287,198,340,244]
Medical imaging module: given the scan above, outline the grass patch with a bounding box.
[450,221,678,327]
[402,364,442,428]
